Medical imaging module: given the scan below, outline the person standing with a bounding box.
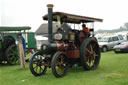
[82,24,90,35]
[79,24,90,43]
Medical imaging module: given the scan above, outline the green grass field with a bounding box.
[0,51,128,85]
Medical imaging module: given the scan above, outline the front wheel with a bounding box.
[29,52,47,76]
[80,38,101,70]
[51,51,69,78]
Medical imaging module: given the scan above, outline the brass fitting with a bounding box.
[47,4,54,8]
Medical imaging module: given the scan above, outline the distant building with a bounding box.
[35,23,58,36]
[35,23,57,49]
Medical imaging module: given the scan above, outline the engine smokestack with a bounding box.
[47,4,53,42]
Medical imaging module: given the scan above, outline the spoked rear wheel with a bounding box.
[80,38,101,70]
[29,52,47,76]
[51,51,69,78]
[5,44,19,65]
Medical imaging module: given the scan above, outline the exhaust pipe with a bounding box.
[47,4,53,42]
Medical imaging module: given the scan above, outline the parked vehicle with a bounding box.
[98,35,124,52]
[113,41,128,53]
[115,32,128,41]
[0,27,30,64]
[29,4,103,78]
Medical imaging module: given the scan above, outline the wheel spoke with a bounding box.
[82,41,101,69]
[92,44,96,49]
[29,52,47,76]
[60,55,64,63]
[35,66,38,73]
[39,66,42,73]
[40,66,44,72]
[8,53,13,56]
[56,67,61,75]
[86,48,91,54]
[90,44,93,53]
[88,58,94,67]
[12,57,17,64]
[52,52,68,77]
[33,61,38,64]
[33,64,37,69]
[94,51,99,57]
[88,58,92,66]
[7,46,19,64]
[56,62,60,66]
[56,66,64,75]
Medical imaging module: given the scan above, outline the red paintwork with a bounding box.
[56,41,80,58]
[66,50,80,58]
[79,31,88,43]
[56,41,65,51]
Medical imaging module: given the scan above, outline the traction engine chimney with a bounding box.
[47,4,53,42]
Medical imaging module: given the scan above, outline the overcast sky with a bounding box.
[1,0,128,32]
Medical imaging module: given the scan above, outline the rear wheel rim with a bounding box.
[85,41,100,69]
[7,46,19,64]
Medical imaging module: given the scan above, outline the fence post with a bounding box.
[18,39,25,68]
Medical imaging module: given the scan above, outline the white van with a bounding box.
[98,35,124,52]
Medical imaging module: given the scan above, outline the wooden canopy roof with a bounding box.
[43,12,103,24]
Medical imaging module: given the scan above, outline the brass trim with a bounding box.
[47,4,54,8]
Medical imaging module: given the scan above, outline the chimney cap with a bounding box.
[47,4,54,8]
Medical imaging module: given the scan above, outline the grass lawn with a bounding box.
[0,51,128,85]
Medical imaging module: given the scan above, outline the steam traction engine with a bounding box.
[29,4,103,78]
[0,27,30,65]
